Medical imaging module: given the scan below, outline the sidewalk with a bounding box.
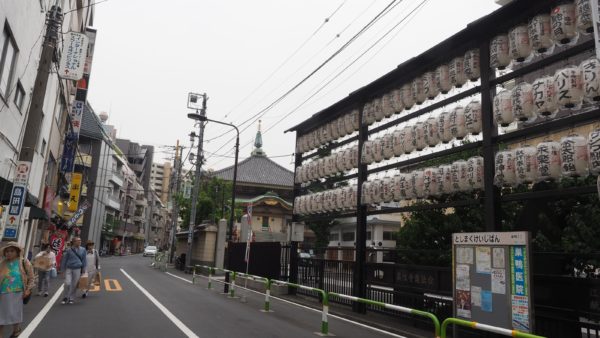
[163,264,435,338]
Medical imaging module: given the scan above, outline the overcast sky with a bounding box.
[87,0,500,172]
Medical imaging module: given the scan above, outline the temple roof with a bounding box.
[212,155,293,188]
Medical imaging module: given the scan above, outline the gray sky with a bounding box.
[87,0,500,171]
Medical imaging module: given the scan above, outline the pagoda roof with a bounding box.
[212,155,293,188]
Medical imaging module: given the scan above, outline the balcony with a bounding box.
[109,172,124,187]
[135,194,147,207]
[106,195,120,210]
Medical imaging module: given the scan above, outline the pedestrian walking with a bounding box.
[33,244,56,297]
[82,241,100,298]
[59,237,86,305]
[0,242,35,338]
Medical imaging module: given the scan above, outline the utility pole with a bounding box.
[168,141,182,263]
[186,94,207,270]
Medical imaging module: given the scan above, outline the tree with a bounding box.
[178,177,242,227]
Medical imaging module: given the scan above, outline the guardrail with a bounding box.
[194,265,237,298]
[271,280,329,336]
[440,318,546,338]
[328,292,440,338]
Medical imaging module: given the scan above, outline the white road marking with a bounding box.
[21,284,65,338]
[166,272,193,284]
[121,269,199,338]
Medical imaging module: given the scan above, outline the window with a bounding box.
[13,80,24,111]
[342,232,355,242]
[262,216,269,230]
[366,231,371,241]
[0,25,18,99]
[329,233,339,241]
[383,231,397,241]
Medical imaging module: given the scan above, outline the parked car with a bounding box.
[143,245,157,257]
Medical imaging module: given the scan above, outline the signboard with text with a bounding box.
[3,161,31,239]
[58,32,88,80]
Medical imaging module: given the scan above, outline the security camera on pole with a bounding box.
[185,93,208,271]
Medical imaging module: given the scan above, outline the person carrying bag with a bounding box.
[59,237,86,305]
[82,241,100,298]
[33,244,56,297]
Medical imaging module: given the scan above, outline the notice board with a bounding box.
[452,231,533,333]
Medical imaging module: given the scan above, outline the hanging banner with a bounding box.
[69,100,85,135]
[58,32,89,81]
[49,229,68,270]
[60,132,77,173]
[68,173,83,212]
[2,161,31,239]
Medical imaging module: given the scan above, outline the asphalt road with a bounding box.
[15,254,408,338]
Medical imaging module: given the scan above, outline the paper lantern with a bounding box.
[449,106,467,140]
[589,129,600,175]
[401,83,415,109]
[372,97,385,122]
[391,89,404,114]
[434,167,445,196]
[342,148,353,171]
[336,188,346,211]
[317,158,326,178]
[467,156,484,190]
[551,3,578,44]
[424,116,440,147]
[305,162,314,182]
[382,133,394,160]
[297,196,304,215]
[528,14,554,54]
[324,155,335,177]
[362,140,374,164]
[322,190,331,212]
[464,100,482,135]
[319,125,329,145]
[395,173,413,200]
[382,93,394,118]
[351,109,360,131]
[351,185,358,209]
[531,76,558,118]
[490,34,511,69]
[308,131,316,150]
[335,151,345,174]
[449,56,467,88]
[372,179,383,204]
[336,117,346,138]
[390,175,400,202]
[361,182,371,205]
[342,186,352,209]
[508,24,532,62]
[325,123,334,144]
[300,135,308,153]
[389,176,397,202]
[382,177,394,203]
[451,160,470,192]
[403,125,415,153]
[464,49,480,81]
[514,146,538,184]
[372,137,384,163]
[561,134,589,177]
[440,165,454,194]
[344,111,355,134]
[410,170,425,199]
[362,102,375,126]
[423,71,439,99]
[494,90,514,127]
[315,193,324,214]
[392,129,405,157]
[438,111,453,143]
[330,120,339,141]
[413,122,427,151]
[580,58,600,102]
[422,167,437,198]
[512,82,535,122]
[576,0,593,33]
[351,145,359,168]
[295,166,302,184]
[435,64,452,94]
[494,150,516,187]
[554,66,583,109]
[297,165,305,183]
[536,141,562,181]
[411,77,426,105]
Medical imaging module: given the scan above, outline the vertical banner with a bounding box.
[592,0,600,57]
[68,173,83,212]
[43,187,55,218]
[49,229,68,270]
[2,161,31,239]
[58,32,88,81]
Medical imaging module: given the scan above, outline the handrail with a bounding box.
[329,292,440,338]
[440,318,545,338]
[272,280,330,336]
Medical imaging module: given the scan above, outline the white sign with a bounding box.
[13,161,31,186]
[69,100,85,134]
[452,231,528,246]
[58,32,89,80]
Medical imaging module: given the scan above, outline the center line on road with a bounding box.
[120,269,200,338]
[166,272,193,284]
[21,284,64,338]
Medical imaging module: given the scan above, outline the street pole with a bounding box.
[168,141,181,263]
[186,94,207,270]
[229,133,239,241]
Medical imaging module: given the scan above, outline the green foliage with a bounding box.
[178,176,243,226]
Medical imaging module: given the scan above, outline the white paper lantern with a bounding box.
[343,186,353,209]
[363,102,375,126]
[336,188,345,211]
[413,122,427,151]
[298,165,305,183]
[317,158,326,178]
[396,173,413,200]
[514,146,538,184]
[308,131,317,150]
[322,190,331,212]
[512,82,535,122]
[438,111,453,143]
[494,90,514,127]
[411,77,426,105]
[319,125,329,145]
[362,140,374,164]
[495,150,516,187]
[306,194,313,214]
[464,49,480,82]
[532,76,558,118]
[451,160,470,192]
[554,66,583,109]
[300,135,308,153]
[306,162,315,181]
[315,193,324,214]
[372,97,385,122]
[440,165,454,193]
[422,167,437,198]
[424,116,440,147]
[509,24,532,62]
[528,14,554,54]
[336,117,346,138]
[423,71,439,99]
[330,121,339,141]
[297,196,304,215]
[391,89,404,114]
[580,58,600,102]
[449,56,467,88]
[401,83,415,109]
[361,182,371,205]
[382,93,394,118]
[434,166,445,196]
[372,137,384,163]
[403,125,415,153]
[390,175,400,202]
[335,151,345,174]
[382,133,394,160]
[351,109,360,131]
[464,100,482,135]
[372,179,383,204]
[382,177,393,203]
[536,141,562,181]
[351,145,359,168]
[449,106,467,140]
[561,134,589,177]
[300,196,308,215]
[467,156,484,190]
[392,129,404,157]
[490,34,511,69]
[589,129,600,175]
[435,64,452,94]
[351,185,358,209]
[342,148,353,171]
[576,0,593,33]
[344,111,355,134]
[324,155,335,177]
[325,123,334,144]
[410,170,425,199]
[295,166,302,184]
[551,3,578,44]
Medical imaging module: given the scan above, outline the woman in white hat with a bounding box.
[0,242,35,338]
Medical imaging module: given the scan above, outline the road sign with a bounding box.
[3,185,27,239]
[58,32,88,80]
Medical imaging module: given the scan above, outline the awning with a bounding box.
[29,205,49,221]
[0,176,39,206]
